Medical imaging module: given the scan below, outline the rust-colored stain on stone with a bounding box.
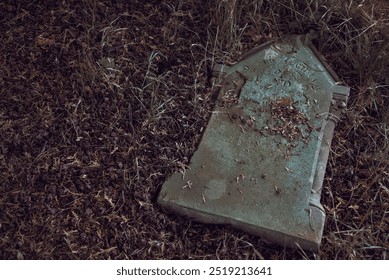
[158,34,350,250]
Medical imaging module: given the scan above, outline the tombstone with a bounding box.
[158,34,349,250]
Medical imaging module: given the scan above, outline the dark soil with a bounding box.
[1,0,388,259]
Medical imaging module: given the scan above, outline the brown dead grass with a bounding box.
[0,0,388,259]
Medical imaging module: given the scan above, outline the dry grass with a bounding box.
[0,0,388,259]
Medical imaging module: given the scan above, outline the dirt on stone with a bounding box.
[0,0,388,259]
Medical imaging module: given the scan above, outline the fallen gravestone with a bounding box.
[158,34,349,251]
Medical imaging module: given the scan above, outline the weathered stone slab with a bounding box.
[158,34,349,251]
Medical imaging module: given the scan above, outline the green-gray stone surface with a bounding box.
[158,35,349,250]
